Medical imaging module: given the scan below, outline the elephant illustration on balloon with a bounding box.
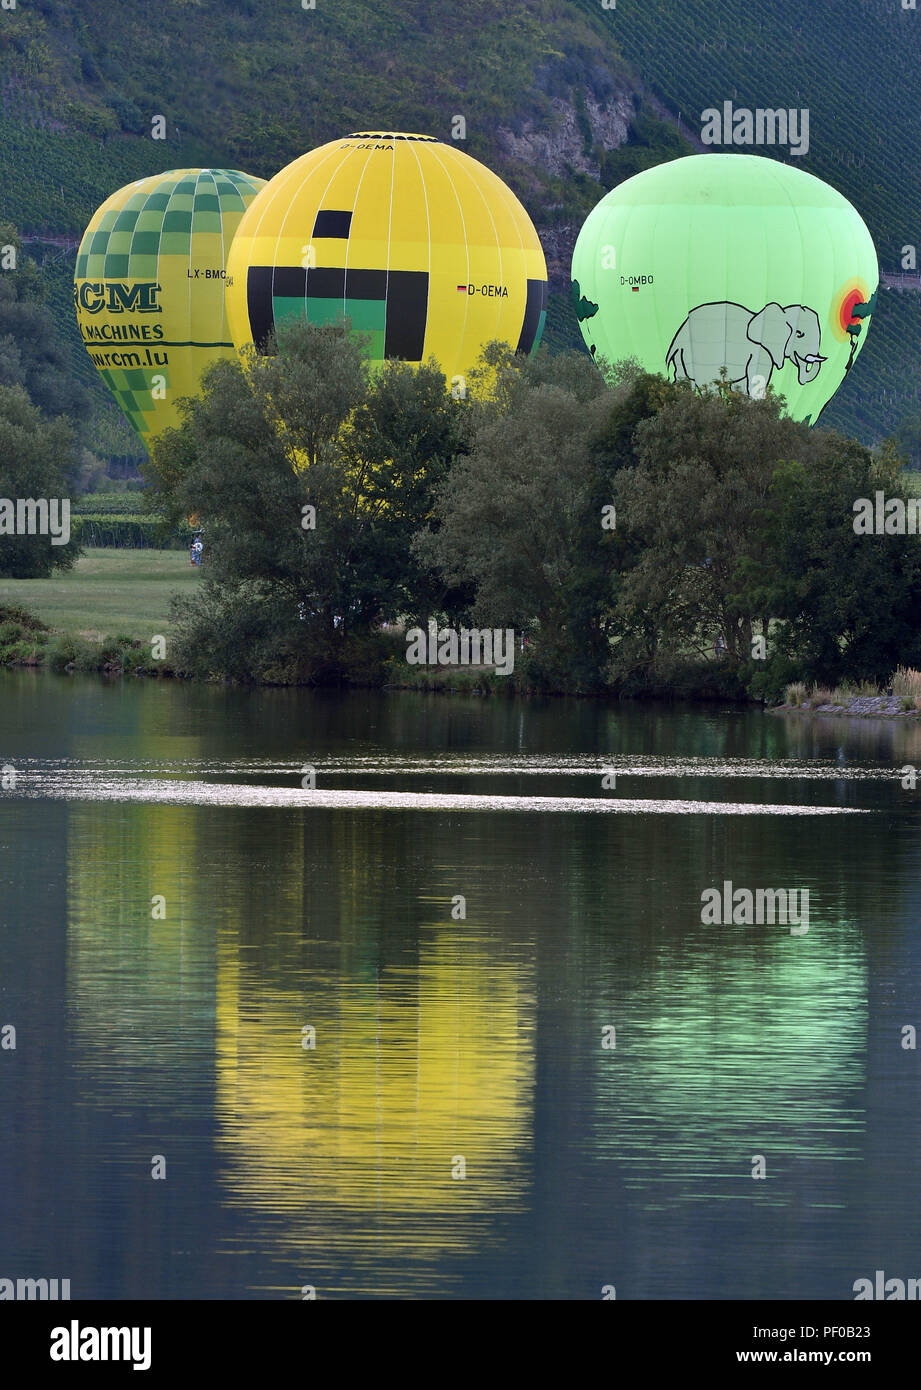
[665,301,827,398]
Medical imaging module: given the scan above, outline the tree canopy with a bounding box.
[142,320,921,696]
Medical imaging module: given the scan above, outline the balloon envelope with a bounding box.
[74,168,266,450]
[225,132,547,381]
[571,154,878,424]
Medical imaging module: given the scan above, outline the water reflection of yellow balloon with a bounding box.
[215,929,535,1226]
[66,802,207,1097]
[63,788,537,1287]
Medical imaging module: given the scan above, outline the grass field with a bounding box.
[0,549,200,641]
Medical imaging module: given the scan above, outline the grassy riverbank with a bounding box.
[0,548,200,673]
[6,549,918,707]
[0,548,199,641]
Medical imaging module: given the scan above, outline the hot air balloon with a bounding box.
[224,132,547,383]
[570,154,878,424]
[74,168,266,451]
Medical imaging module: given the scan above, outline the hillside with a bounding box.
[1,0,919,449]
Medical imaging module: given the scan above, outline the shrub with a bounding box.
[0,620,29,646]
[0,603,48,633]
[71,643,105,673]
[1,638,38,666]
[0,605,49,666]
[119,643,148,675]
[99,635,147,673]
[892,666,921,698]
[46,633,95,672]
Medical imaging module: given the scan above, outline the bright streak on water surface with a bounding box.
[0,754,895,780]
[2,768,868,815]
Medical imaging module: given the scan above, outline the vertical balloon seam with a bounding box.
[641,164,664,384]
[290,144,350,344]
[186,170,205,397]
[385,135,397,363]
[213,171,226,352]
[613,180,626,368]
[106,182,127,428]
[143,174,175,438]
[471,154,540,356]
[258,142,345,349]
[716,158,733,398]
[248,148,313,246]
[762,154,808,416]
[611,182,625,370]
[630,170,652,380]
[794,164,828,413]
[489,157,539,351]
[600,175,612,365]
[425,140,472,372]
[637,167,652,377]
[653,164,671,385]
[814,198,852,427]
[452,145,505,353]
[306,143,365,330]
[722,159,732,396]
[448,147,508,362]
[340,142,384,332]
[753,159,773,409]
[215,171,232,348]
[171,172,191,416]
[492,157,532,347]
[405,137,433,371]
[696,159,717,397]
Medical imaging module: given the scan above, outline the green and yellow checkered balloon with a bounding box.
[74,168,265,452]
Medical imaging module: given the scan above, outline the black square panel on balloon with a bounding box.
[312,210,353,239]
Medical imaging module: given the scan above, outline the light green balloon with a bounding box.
[571,154,879,424]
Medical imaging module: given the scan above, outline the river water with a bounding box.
[1,671,919,1299]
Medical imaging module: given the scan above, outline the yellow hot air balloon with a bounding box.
[225,132,547,382]
[74,168,266,451]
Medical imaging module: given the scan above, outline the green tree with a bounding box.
[342,356,472,626]
[0,384,81,577]
[147,319,468,682]
[415,348,616,690]
[612,385,821,684]
[738,440,921,693]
